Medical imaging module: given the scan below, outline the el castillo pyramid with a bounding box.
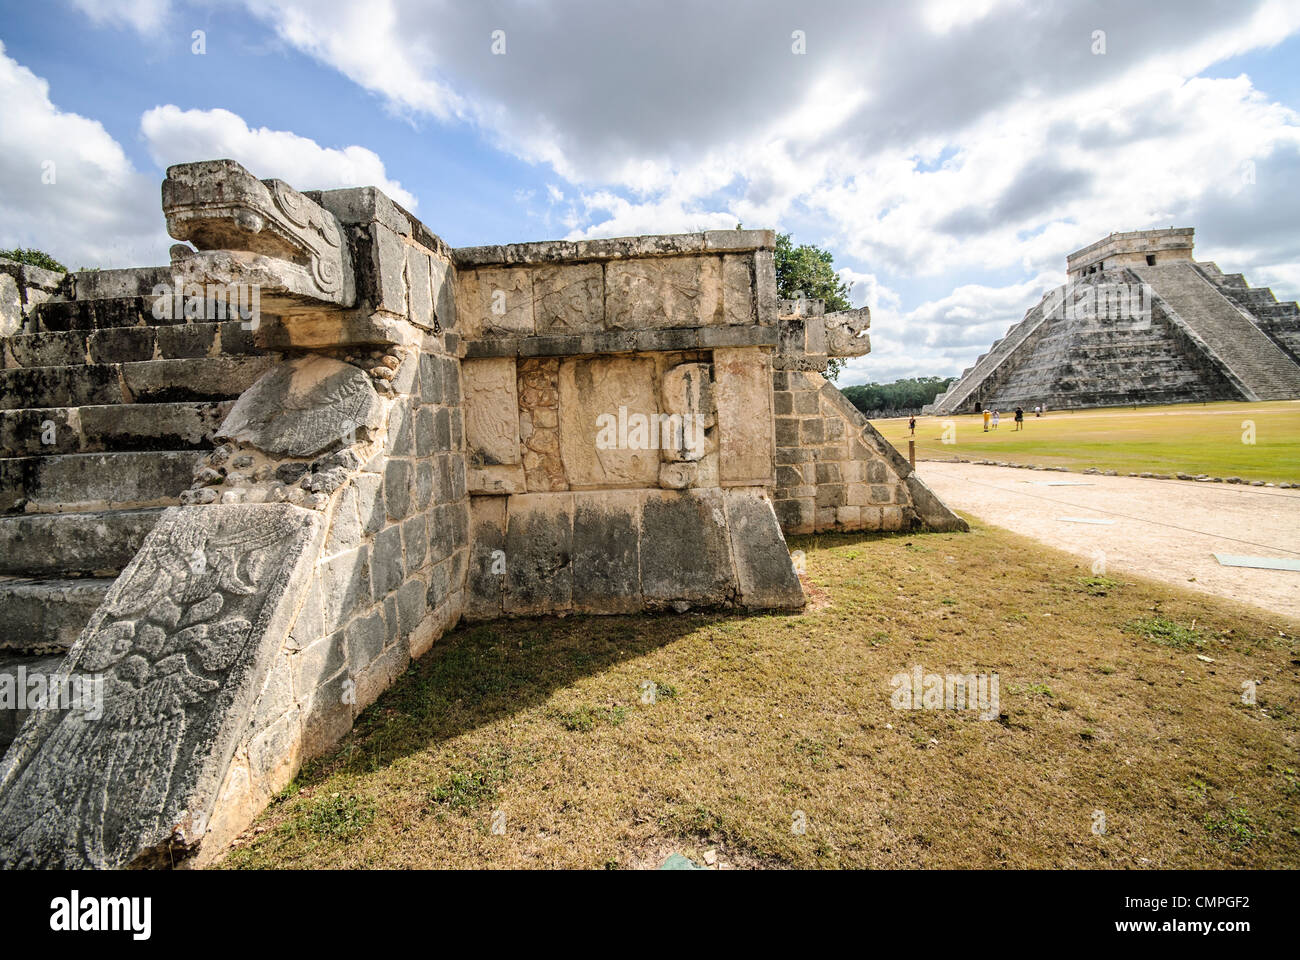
[924,228,1300,414]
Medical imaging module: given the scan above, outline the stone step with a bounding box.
[33,290,264,331]
[0,576,112,655]
[0,363,123,408]
[1134,262,1300,401]
[0,450,200,513]
[30,297,164,332]
[0,355,273,409]
[68,266,171,302]
[1250,303,1298,319]
[1191,265,1300,364]
[0,507,164,576]
[0,401,232,456]
[2,320,264,369]
[1243,289,1279,304]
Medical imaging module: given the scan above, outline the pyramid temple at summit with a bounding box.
[924,228,1300,414]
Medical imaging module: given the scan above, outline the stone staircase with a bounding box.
[1132,261,1300,401]
[1192,261,1300,366]
[0,269,275,751]
[924,293,1055,413]
[979,270,1229,410]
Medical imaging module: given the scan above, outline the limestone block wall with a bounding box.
[773,297,870,372]
[0,167,473,868]
[197,344,468,861]
[452,231,801,620]
[773,370,966,534]
[454,231,779,358]
[467,487,802,618]
[177,197,470,857]
[0,257,66,337]
[311,185,458,351]
[1066,227,1195,279]
[460,343,798,618]
[463,350,724,495]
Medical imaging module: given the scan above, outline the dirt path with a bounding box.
[917,461,1300,621]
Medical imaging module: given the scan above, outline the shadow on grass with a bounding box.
[294,527,959,788]
[300,608,744,784]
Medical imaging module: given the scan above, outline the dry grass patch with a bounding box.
[221,522,1300,869]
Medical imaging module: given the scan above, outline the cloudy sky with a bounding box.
[2,0,1298,385]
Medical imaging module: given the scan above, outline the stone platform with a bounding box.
[0,159,963,868]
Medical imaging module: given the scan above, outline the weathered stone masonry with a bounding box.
[452,230,831,618]
[0,159,963,868]
[770,296,965,535]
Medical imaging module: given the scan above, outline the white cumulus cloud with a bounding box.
[140,105,418,209]
[0,41,419,270]
[22,1,1300,384]
[0,39,162,268]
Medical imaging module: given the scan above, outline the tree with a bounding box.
[773,232,851,310]
[0,247,67,273]
[773,232,853,378]
[839,377,955,415]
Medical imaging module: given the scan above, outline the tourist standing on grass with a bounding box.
[991,409,1000,430]
[983,408,991,432]
[1014,406,1024,431]
[908,415,916,436]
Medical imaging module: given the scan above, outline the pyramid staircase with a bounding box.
[1192,261,1300,367]
[922,294,1055,414]
[0,268,275,750]
[927,258,1300,414]
[975,267,1230,410]
[1129,262,1300,401]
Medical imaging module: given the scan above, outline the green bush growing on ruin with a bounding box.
[774,232,853,378]
[0,247,67,273]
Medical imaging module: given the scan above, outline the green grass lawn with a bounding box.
[873,400,1300,483]
[220,522,1300,870]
